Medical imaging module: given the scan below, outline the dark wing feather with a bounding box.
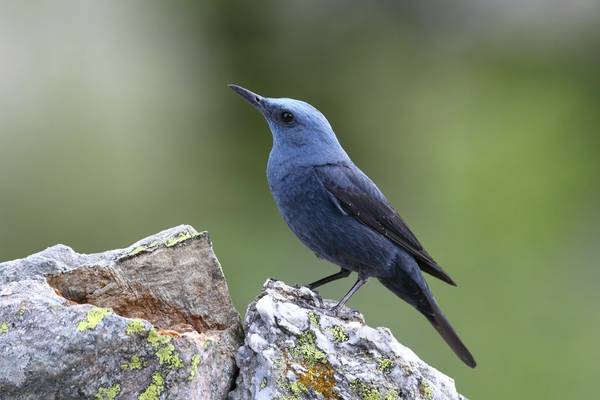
[314,165,456,286]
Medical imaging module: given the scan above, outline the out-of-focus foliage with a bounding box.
[1,1,598,398]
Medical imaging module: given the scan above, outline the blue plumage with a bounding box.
[229,84,476,368]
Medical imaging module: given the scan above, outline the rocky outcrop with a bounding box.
[0,226,467,400]
[229,280,466,400]
[0,225,242,400]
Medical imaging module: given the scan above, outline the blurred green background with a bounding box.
[1,1,599,398]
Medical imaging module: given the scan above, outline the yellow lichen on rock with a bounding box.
[287,329,339,399]
[77,307,111,332]
[138,372,164,400]
[147,329,183,369]
[95,383,120,400]
[121,355,143,371]
[126,319,148,335]
[188,353,201,381]
[165,228,200,247]
[327,325,349,343]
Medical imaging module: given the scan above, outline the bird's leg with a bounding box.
[307,268,351,290]
[331,277,368,313]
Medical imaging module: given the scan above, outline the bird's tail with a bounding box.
[425,303,476,368]
[379,271,476,368]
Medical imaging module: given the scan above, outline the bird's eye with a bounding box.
[280,111,294,123]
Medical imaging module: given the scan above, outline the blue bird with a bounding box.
[229,84,476,368]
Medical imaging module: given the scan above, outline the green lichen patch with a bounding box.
[156,343,183,369]
[275,375,289,392]
[121,355,143,371]
[281,380,309,400]
[291,331,327,365]
[147,329,183,369]
[384,390,399,400]
[307,311,320,328]
[290,381,308,395]
[128,246,147,257]
[327,325,349,343]
[127,240,161,257]
[287,330,338,399]
[259,377,268,389]
[126,319,148,335]
[419,381,433,400]
[188,353,201,381]
[138,372,164,400]
[377,358,394,374]
[95,383,121,400]
[0,322,8,334]
[124,228,200,258]
[165,229,200,247]
[147,329,171,347]
[282,381,308,400]
[77,307,111,332]
[351,379,383,400]
[351,380,398,400]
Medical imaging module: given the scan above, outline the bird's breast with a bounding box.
[266,166,397,274]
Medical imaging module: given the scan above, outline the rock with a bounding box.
[0,226,468,400]
[0,225,242,400]
[229,279,467,400]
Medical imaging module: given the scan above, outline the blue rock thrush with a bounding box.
[229,84,476,368]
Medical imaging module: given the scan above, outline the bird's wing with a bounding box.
[314,164,456,286]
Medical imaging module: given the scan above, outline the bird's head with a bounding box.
[229,84,348,164]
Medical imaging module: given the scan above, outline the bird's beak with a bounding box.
[228,84,264,110]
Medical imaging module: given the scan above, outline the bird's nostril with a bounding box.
[255,96,261,103]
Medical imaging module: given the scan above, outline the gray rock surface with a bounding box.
[229,280,467,400]
[0,225,242,400]
[0,226,468,400]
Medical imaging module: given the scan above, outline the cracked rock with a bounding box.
[229,279,467,400]
[0,225,242,400]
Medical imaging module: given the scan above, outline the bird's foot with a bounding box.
[306,284,320,293]
[291,282,309,290]
[319,302,342,317]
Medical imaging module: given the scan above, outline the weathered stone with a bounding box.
[0,225,242,400]
[229,279,467,400]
